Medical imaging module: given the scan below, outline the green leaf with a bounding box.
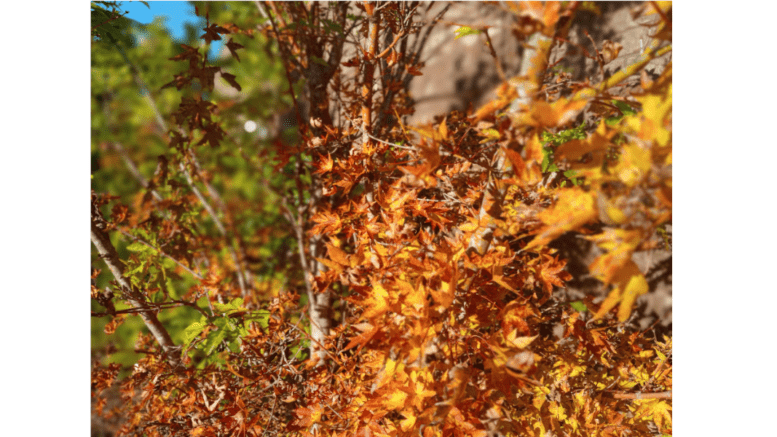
[541,147,559,173]
[311,55,328,66]
[247,310,270,330]
[612,100,637,116]
[202,328,227,356]
[126,241,154,253]
[569,301,588,312]
[212,297,246,315]
[454,26,482,40]
[182,320,207,347]
[606,100,637,125]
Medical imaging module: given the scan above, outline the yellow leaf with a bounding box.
[385,358,398,379]
[616,143,652,187]
[645,1,672,15]
[459,219,479,233]
[478,128,500,144]
[400,411,417,432]
[384,390,408,410]
[438,116,448,140]
[605,204,627,225]
[548,401,567,421]
[525,188,597,250]
[617,270,649,322]
[643,399,672,433]
[506,331,538,349]
[591,260,648,321]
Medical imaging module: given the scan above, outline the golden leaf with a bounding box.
[525,188,597,250]
[430,280,454,310]
[506,331,538,349]
[399,411,417,432]
[384,390,408,410]
[591,260,649,322]
[362,282,390,319]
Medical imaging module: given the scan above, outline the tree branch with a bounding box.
[91,195,183,369]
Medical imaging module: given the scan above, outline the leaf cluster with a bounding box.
[91,2,672,436]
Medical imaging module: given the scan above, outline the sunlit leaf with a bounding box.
[454,26,482,40]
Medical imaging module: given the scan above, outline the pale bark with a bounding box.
[91,200,183,369]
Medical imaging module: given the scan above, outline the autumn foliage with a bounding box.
[92,2,672,436]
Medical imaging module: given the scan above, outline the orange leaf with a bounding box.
[429,280,454,310]
[520,98,587,129]
[313,153,334,174]
[586,228,641,283]
[311,211,343,235]
[400,411,417,432]
[362,282,390,319]
[343,322,378,352]
[617,268,649,322]
[438,116,448,140]
[537,254,572,294]
[315,257,343,274]
[555,120,613,163]
[326,242,350,266]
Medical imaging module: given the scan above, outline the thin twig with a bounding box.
[482,28,507,83]
[606,390,672,400]
[109,142,163,202]
[376,29,406,59]
[362,130,416,150]
[583,30,605,82]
